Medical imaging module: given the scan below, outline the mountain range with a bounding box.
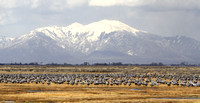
[0,20,200,64]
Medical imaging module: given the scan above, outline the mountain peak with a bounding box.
[35,26,60,32]
[0,20,200,64]
[19,20,145,43]
[94,19,128,26]
[84,19,140,34]
[67,22,83,29]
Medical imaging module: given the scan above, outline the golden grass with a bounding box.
[0,83,199,102]
[0,65,199,102]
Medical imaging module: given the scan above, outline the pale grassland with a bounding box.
[0,65,199,74]
[0,65,200,102]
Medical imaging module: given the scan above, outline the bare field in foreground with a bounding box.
[0,65,200,103]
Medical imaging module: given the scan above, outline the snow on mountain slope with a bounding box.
[85,20,140,33]
[0,37,13,43]
[9,20,144,54]
[31,20,142,42]
[78,20,140,41]
[0,20,200,64]
[0,37,14,48]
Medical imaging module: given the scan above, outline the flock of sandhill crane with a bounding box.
[0,73,200,87]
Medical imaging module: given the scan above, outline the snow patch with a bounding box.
[61,45,65,49]
[127,50,136,56]
[85,48,89,53]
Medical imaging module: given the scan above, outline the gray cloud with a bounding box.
[0,10,18,25]
[0,0,200,40]
[89,0,149,7]
[88,0,200,10]
[0,0,88,10]
[30,0,88,11]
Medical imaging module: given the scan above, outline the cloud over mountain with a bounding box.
[1,0,200,40]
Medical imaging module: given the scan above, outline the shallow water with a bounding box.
[27,90,42,92]
[2,101,15,103]
[130,88,141,91]
[152,97,200,100]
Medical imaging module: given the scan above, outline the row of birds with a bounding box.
[0,73,199,87]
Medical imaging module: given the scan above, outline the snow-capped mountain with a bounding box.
[0,37,14,48]
[0,20,200,64]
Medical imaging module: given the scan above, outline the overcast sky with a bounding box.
[0,0,200,40]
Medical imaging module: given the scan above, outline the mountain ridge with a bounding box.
[0,20,200,64]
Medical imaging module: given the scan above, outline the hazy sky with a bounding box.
[0,0,200,40]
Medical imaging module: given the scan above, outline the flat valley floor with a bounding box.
[0,65,200,103]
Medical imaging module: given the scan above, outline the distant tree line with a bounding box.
[0,62,199,66]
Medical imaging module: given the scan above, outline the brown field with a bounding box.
[0,65,200,103]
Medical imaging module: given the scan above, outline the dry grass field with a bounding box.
[0,65,200,103]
